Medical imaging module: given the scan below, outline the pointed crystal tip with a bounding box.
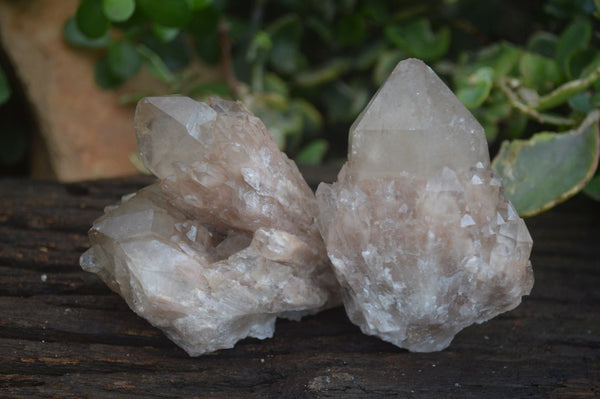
[348,58,490,180]
[134,96,218,178]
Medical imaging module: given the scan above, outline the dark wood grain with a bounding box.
[0,174,599,398]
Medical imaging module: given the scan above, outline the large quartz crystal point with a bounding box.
[81,96,338,356]
[316,58,534,352]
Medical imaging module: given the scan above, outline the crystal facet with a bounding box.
[81,97,339,356]
[316,59,534,352]
[349,59,490,180]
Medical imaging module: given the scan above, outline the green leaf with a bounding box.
[536,60,600,110]
[306,17,334,46]
[266,14,302,47]
[492,114,600,216]
[264,73,289,97]
[484,90,512,121]
[463,42,521,79]
[567,48,598,79]
[295,139,329,165]
[142,33,191,71]
[102,0,135,22]
[76,0,111,38]
[555,17,592,70]
[335,14,366,47]
[187,81,230,99]
[266,14,306,75]
[63,17,109,48]
[579,52,600,79]
[569,91,593,113]
[187,4,219,36]
[295,59,352,88]
[354,41,386,71]
[186,0,212,10]
[583,175,600,200]
[385,18,450,62]
[152,24,180,43]
[137,44,176,84]
[290,98,323,135]
[519,52,563,93]
[456,67,493,109]
[0,66,11,105]
[361,1,388,24]
[247,30,272,63]
[590,92,600,107]
[137,0,192,27]
[94,57,124,89]
[526,31,558,58]
[269,39,305,76]
[107,40,142,79]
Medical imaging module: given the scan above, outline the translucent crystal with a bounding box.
[135,96,218,178]
[82,97,339,356]
[349,58,490,180]
[316,59,533,352]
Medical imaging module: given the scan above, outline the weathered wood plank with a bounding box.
[0,176,599,398]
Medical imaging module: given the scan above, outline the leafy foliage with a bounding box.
[63,0,600,215]
[452,2,600,215]
[103,0,136,22]
[493,113,600,216]
[76,0,111,38]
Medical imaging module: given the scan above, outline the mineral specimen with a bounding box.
[316,58,534,352]
[80,96,339,356]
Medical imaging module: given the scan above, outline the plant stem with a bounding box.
[535,65,600,111]
[578,108,600,132]
[497,78,575,127]
[218,18,243,100]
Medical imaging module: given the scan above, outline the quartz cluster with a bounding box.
[80,97,339,356]
[316,59,534,352]
[81,59,534,356]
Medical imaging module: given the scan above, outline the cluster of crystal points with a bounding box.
[316,59,533,352]
[81,58,533,356]
[80,97,339,356]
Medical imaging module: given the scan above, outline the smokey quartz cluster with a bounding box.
[316,59,534,352]
[80,97,339,356]
[81,58,534,356]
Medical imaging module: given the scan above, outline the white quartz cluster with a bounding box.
[316,59,534,352]
[81,97,339,356]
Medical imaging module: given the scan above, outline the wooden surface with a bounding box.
[0,175,599,398]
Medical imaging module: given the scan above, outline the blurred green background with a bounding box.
[1,0,600,215]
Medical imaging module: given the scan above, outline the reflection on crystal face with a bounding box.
[317,58,533,352]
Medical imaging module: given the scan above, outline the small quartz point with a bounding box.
[316,59,534,352]
[81,96,339,356]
